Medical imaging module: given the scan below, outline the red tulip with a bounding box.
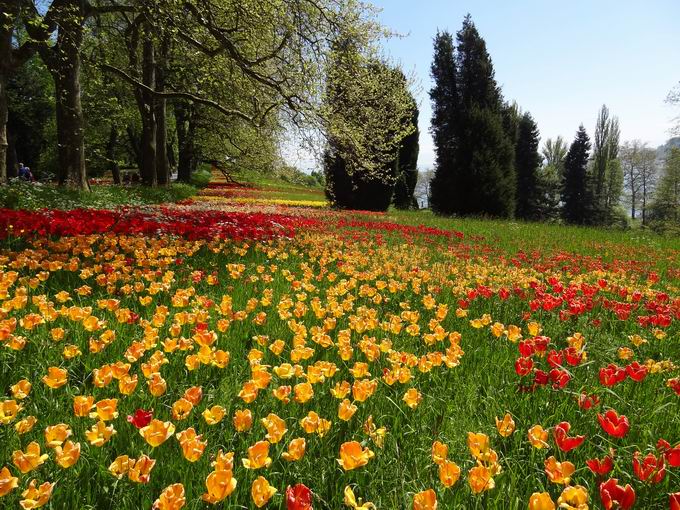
[286,484,313,510]
[625,362,648,382]
[670,492,680,510]
[514,357,533,377]
[127,408,153,428]
[553,421,586,452]
[547,349,563,368]
[632,451,665,483]
[600,478,636,510]
[577,393,600,410]
[549,368,571,389]
[586,455,614,476]
[657,439,680,467]
[534,369,549,386]
[564,347,584,366]
[598,409,630,438]
[599,364,626,387]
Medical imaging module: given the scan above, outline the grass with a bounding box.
[0,173,678,509]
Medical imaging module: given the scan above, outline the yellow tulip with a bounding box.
[251,476,277,508]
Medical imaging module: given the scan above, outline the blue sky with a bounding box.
[372,0,680,170]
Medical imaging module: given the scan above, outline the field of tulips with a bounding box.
[0,178,679,509]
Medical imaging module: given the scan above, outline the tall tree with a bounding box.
[649,147,680,228]
[591,104,621,223]
[453,15,515,217]
[428,30,458,214]
[514,112,541,220]
[562,125,591,224]
[393,98,420,209]
[541,137,568,176]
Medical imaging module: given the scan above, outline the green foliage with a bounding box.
[514,112,542,220]
[562,125,592,225]
[429,16,516,218]
[590,105,621,224]
[0,181,197,210]
[649,147,680,232]
[392,97,420,209]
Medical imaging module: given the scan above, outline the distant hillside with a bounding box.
[656,137,680,160]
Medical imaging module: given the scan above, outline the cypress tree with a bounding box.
[454,15,515,217]
[562,125,592,224]
[514,112,542,220]
[428,30,459,214]
[393,99,420,209]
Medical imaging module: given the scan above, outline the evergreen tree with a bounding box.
[393,99,420,209]
[562,125,592,224]
[536,163,562,221]
[428,30,459,214]
[514,112,541,220]
[453,15,515,217]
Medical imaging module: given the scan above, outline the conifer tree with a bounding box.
[393,100,420,209]
[514,112,541,220]
[428,30,459,214]
[649,147,680,228]
[562,125,592,224]
[453,15,515,217]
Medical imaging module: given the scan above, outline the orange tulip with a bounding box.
[556,485,589,510]
[212,450,234,472]
[53,440,80,469]
[19,479,54,509]
[528,425,549,449]
[109,455,132,479]
[242,441,272,469]
[153,483,185,510]
[495,413,516,437]
[128,454,156,483]
[331,381,351,399]
[339,399,358,421]
[42,367,67,389]
[281,438,306,462]
[85,421,116,447]
[431,441,448,465]
[171,398,194,421]
[261,413,287,443]
[140,419,175,447]
[147,373,167,397]
[202,405,226,425]
[183,386,203,405]
[352,379,378,402]
[73,396,94,417]
[403,388,422,409]
[251,476,277,508]
[0,466,19,497]
[468,465,495,494]
[202,469,237,504]
[272,385,292,404]
[544,456,575,485]
[529,491,556,510]
[238,380,259,403]
[294,382,314,404]
[12,442,47,474]
[233,409,253,432]
[44,424,72,448]
[467,432,490,460]
[118,374,138,395]
[337,441,375,471]
[0,400,22,425]
[438,460,461,488]
[11,380,32,400]
[413,489,437,510]
[176,427,207,462]
[90,399,119,421]
[15,416,37,434]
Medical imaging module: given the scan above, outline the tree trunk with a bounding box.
[107,125,121,184]
[0,74,7,184]
[175,100,195,183]
[45,1,89,190]
[126,125,142,172]
[7,128,17,178]
[155,36,169,185]
[140,29,156,186]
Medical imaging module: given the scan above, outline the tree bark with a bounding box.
[42,0,89,190]
[139,28,157,186]
[175,100,196,183]
[155,37,169,185]
[107,125,121,184]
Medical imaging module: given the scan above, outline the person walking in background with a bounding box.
[18,162,35,182]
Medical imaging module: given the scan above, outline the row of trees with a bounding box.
[425,15,679,228]
[2,0,416,193]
